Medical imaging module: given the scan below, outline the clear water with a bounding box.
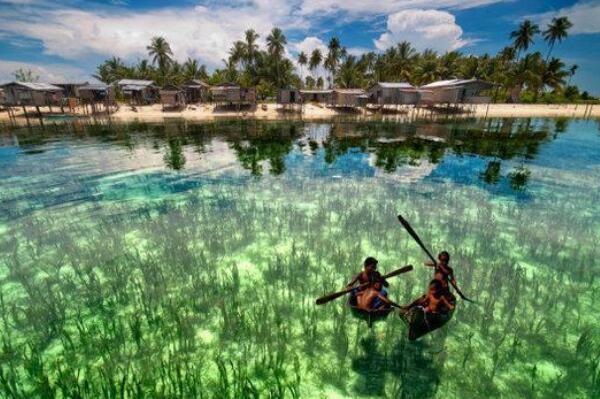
[0,118,599,398]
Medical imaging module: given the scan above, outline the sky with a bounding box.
[0,0,599,94]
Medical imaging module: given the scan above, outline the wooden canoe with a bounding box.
[347,293,393,327]
[399,307,454,340]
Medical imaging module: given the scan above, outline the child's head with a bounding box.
[438,251,450,265]
[428,280,443,298]
[364,257,378,272]
[373,280,383,291]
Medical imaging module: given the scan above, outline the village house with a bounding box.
[299,89,332,104]
[418,79,494,105]
[210,83,256,105]
[331,89,365,107]
[277,88,301,105]
[367,82,419,105]
[116,79,159,105]
[0,82,64,107]
[182,80,210,103]
[160,85,186,110]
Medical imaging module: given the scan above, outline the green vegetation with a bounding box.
[0,119,599,398]
[91,17,597,103]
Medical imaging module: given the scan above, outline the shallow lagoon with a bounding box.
[0,118,599,398]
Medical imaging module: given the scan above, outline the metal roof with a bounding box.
[420,79,491,89]
[122,84,152,91]
[80,83,110,91]
[185,79,210,87]
[2,81,64,91]
[299,90,332,94]
[377,82,414,89]
[117,79,155,86]
[333,89,365,94]
[52,82,89,86]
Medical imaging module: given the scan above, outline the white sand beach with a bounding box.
[1,102,598,124]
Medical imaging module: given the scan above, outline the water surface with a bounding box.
[1,118,599,398]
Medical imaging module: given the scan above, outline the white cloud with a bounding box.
[291,36,328,57]
[374,9,468,52]
[289,36,330,80]
[532,1,600,34]
[0,1,306,68]
[300,0,507,16]
[346,47,370,56]
[0,60,93,83]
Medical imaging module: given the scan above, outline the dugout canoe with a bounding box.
[399,307,455,340]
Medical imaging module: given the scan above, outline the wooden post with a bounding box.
[22,105,31,127]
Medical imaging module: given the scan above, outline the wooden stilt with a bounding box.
[22,106,31,127]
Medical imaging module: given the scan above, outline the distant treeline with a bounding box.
[86,17,593,102]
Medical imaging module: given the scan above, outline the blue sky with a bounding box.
[0,0,599,94]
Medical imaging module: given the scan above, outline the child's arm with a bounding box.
[346,273,360,288]
[378,294,402,308]
[441,295,455,310]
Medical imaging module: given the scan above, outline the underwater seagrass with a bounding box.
[0,117,599,398]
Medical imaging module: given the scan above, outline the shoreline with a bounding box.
[1,103,598,125]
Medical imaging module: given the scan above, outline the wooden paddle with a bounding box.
[397,214,475,303]
[315,265,413,305]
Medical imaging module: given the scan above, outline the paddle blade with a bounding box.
[397,214,437,264]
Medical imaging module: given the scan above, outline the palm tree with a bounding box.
[229,40,247,71]
[392,41,416,82]
[94,56,127,83]
[567,64,578,86]
[359,52,377,86]
[335,56,363,88]
[510,52,543,99]
[418,59,440,85]
[244,29,260,68]
[183,58,207,81]
[266,28,287,86]
[543,17,572,61]
[266,28,286,58]
[297,52,308,84]
[135,59,153,80]
[325,37,341,87]
[309,49,322,79]
[147,36,173,85]
[510,20,540,61]
[316,76,324,89]
[542,58,568,92]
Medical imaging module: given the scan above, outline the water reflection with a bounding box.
[0,117,579,213]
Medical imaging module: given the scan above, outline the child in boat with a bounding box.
[403,280,454,314]
[346,257,389,291]
[424,280,455,314]
[357,280,401,311]
[424,251,455,291]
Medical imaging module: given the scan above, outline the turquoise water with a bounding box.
[0,118,599,398]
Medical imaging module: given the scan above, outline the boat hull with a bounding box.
[399,307,454,340]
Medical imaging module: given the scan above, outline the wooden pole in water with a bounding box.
[22,105,31,127]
